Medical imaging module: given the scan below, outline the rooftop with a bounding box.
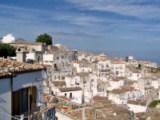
[128,99,147,106]
[110,87,135,94]
[52,81,66,87]
[77,60,92,67]
[127,66,141,73]
[136,109,160,120]
[77,72,89,77]
[10,41,45,46]
[110,58,126,64]
[112,77,126,81]
[59,87,82,92]
[66,104,131,120]
[0,57,45,78]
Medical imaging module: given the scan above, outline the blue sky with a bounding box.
[0,0,160,63]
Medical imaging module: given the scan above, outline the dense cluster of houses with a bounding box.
[0,40,160,120]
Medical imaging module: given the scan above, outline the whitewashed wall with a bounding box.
[127,73,142,81]
[127,104,147,113]
[54,89,82,104]
[109,80,124,89]
[43,54,54,65]
[13,70,46,106]
[26,52,36,60]
[111,64,126,77]
[31,45,43,52]
[56,111,75,120]
[79,67,92,73]
[78,55,85,61]
[0,78,12,120]
[98,60,110,70]
[65,76,81,87]
[151,80,160,89]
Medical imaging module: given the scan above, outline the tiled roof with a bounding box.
[67,108,93,120]
[136,109,160,120]
[0,57,45,78]
[127,66,141,73]
[128,99,147,106]
[10,41,45,45]
[77,60,92,67]
[112,77,126,81]
[77,72,89,77]
[66,74,76,78]
[110,87,135,94]
[59,87,82,92]
[110,58,126,64]
[52,81,66,87]
[0,71,12,78]
[66,104,131,120]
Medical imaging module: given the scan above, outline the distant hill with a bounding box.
[15,38,26,42]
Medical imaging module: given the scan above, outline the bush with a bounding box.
[0,43,16,58]
[148,100,159,108]
[35,33,52,45]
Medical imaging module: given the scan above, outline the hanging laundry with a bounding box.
[47,107,56,120]
[61,103,69,110]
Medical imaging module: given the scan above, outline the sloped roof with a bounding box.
[52,81,66,87]
[128,99,147,106]
[10,41,45,45]
[110,87,135,94]
[59,87,82,92]
[0,57,45,78]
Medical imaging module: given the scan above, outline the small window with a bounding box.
[116,71,119,75]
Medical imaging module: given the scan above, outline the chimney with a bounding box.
[16,48,27,62]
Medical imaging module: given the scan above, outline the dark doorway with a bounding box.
[69,93,72,99]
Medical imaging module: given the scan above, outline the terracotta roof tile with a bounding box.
[0,57,45,78]
[59,87,82,92]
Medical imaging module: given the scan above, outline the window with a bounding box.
[116,71,119,75]
[70,93,72,99]
[12,86,37,116]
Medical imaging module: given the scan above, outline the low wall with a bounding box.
[56,110,75,120]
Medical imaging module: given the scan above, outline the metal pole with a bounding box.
[82,107,86,120]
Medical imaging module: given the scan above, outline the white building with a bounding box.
[108,87,142,104]
[83,74,98,102]
[77,51,90,61]
[111,60,126,77]
[26,51,43,62]
[43,53,54,65]
[65,75,81,87]
[0,58,46,120]
[126,67,142,81]
[139,61,158,68]
[107,77,125,91]
[126,56,134,62]
[127,100,147,113]
[97,60,111,71]
[151,79,160,89]
[52,87,82,104]
[73,61,92,73]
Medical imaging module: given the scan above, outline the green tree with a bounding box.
[35,33,52,45]
[0,43,16,58]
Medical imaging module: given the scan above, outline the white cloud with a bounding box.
[66,0,160,19]
[56,14,103,26]
[1,34,15,43]
[55,32,103,41]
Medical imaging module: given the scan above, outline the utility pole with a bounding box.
[130,110,134,120]
[82,107,86,120]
